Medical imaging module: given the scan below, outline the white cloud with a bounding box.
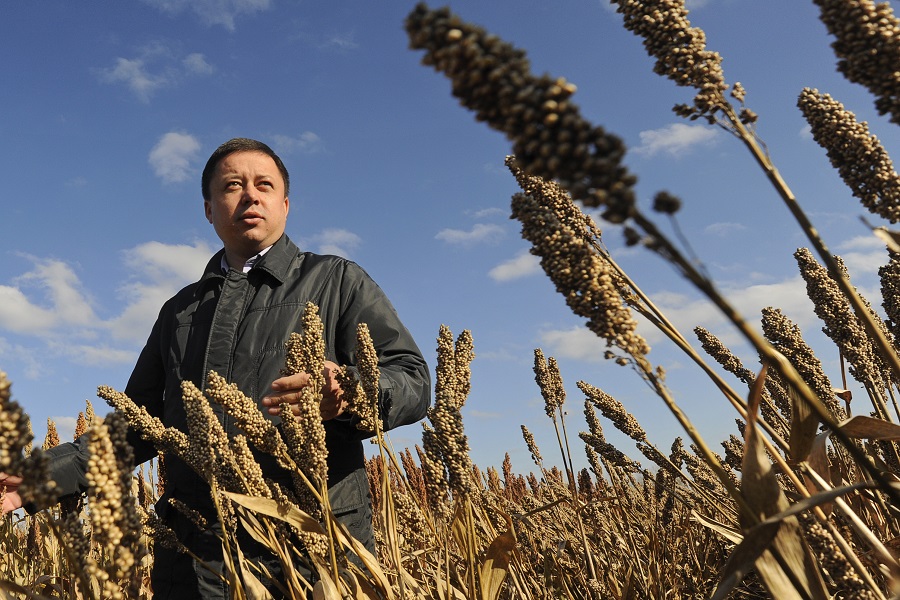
[310,229,362,258]
[539,326,608,362]
[141,0,272,30]
[436,223,504,246]
[536,274,816,363]
[799,124,813,140]
[149,132,201,184]
[0,286,57,335]
[99,57,168,102]
[836,234,889,276]
[489,252,541,282]
[705,222,747,237]
[51,342,137,366]
[109,240,214,341]
[98,44,214,101]
[634,123,719,157]
[182,53,214,75]
[123,240,214,284]
[323,33,358,51]
[49,416,78,445]
[271,132,323,155]
[0,241,217,363]
[0,256,98,335]
[0,337,42,380]
[468,207,506,219]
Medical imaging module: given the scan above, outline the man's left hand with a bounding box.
[263,360,347,420]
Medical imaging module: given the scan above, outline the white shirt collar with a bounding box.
[221,245,273,274]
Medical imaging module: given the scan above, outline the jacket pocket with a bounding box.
[328,468,371,535]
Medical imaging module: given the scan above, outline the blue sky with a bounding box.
[3,0,900,474]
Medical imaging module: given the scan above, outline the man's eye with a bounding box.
[226,181,241,189]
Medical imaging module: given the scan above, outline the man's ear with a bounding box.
[284,196,290,218]
[204,200,213,224]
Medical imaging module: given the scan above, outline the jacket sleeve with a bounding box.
[335,262,431,436]
[32,307,168,511]
[35,436,91,507]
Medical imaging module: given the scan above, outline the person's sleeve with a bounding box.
[36,435,91,504]
[29,308,168,512]
[336,262,431,435]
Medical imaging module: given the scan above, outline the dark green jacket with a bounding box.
[42,234,430,597]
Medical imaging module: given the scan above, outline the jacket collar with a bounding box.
[250,234,297,284]
[196,234,298,290]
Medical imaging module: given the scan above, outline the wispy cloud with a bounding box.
[539,326,608,362]
[49,416,78,444]
[109,240,214,342]
[468,207,506,219]
[836,234,889,279]
[295,30,360,53]
[1,256,98,335]
[98,44,214,102]
[799,124,813,140]
[271,132,323,155]
[149,132,201,184]
[182,53,214,75]
[322,33,358,51]
[308,228,362,258]
[633,123,718,157]
[705,222,746,237]
[99,57,168,102]
[537,273,818,363]
[436,223,504,246]
[489,251,541,282]
[0,241,216,365]
[141,0,272,31]
[66,176,88,188]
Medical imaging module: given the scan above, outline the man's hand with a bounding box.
[262,360,348,420]
[0,474,23,515]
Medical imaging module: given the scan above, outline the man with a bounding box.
[2,138,431,598]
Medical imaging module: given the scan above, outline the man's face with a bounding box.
[204,151,290,266]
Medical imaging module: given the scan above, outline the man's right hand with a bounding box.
[0,474,23,515]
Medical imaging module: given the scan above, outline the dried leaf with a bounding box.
[788,381,819,462]
[711,519,781,600]
[872,225,900,253]
[838,415,900,440]
[721,365,829,600]
[433,575,468,600]
[236,541,275,600]
[805,430,834,514]
[833,388,852,402]
[329,515,397,600]
[806,431,831,484]
[313,563,343,600]
[479,516,516,600]
[0,580,56,600]
[691,511,743,545]
[223,492,326,534]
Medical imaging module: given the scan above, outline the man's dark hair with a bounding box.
[201,138,290,201]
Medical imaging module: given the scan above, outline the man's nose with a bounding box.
[242,185,261,203]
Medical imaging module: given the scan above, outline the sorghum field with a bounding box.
[4,0,900,598]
